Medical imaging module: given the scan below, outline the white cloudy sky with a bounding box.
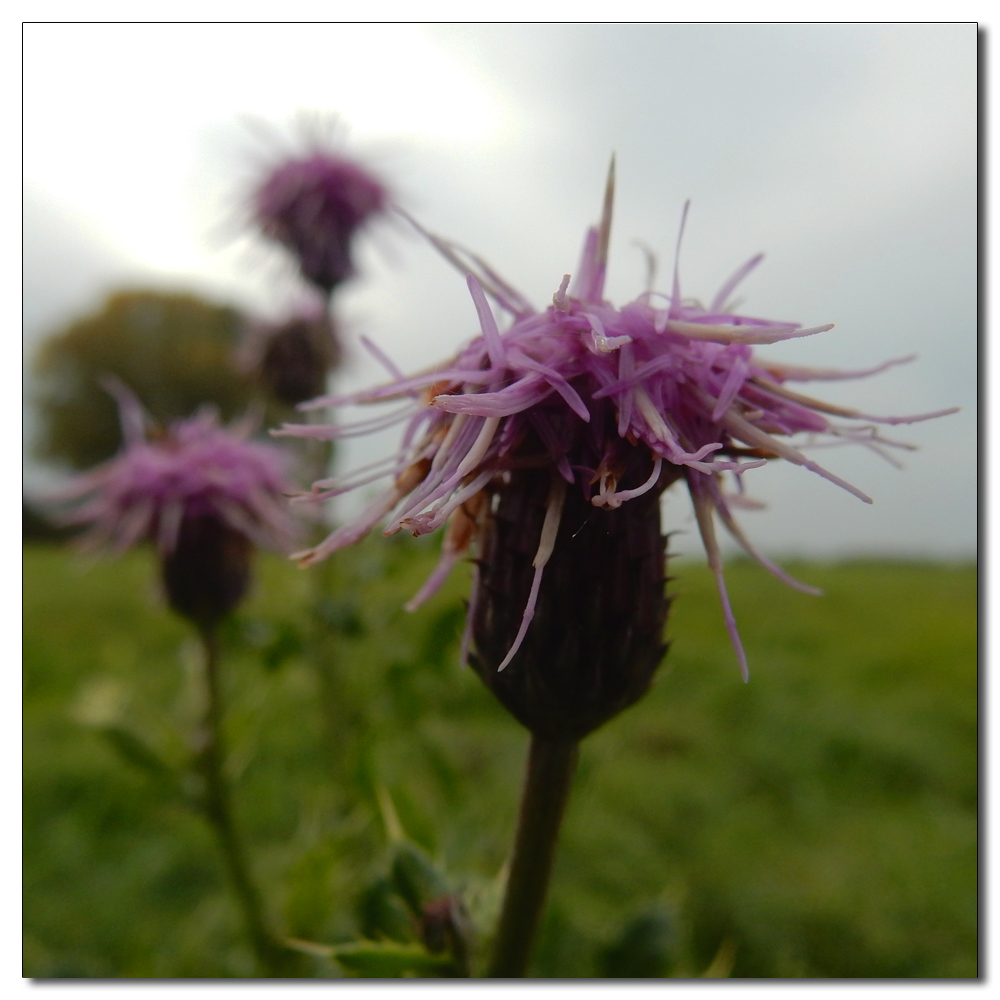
[23,22,977,559]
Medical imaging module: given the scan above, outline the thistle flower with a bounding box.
[57,379,297,630]
[277,163,956,709]
[253,148,388,294]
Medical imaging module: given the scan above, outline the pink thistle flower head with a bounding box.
[58,379,298,629]
[277,160,956,722]
[254,150,388,294]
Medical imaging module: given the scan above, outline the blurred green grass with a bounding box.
[23,539,977,977]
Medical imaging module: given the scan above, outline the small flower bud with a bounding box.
[420,895,472,976]
[258,313,340,406]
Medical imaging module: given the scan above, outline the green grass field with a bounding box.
[23,540,977,978]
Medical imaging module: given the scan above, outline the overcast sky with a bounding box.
[23,23,976,559]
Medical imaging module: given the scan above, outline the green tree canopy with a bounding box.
[33,290,258,470]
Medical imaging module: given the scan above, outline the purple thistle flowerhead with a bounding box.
[253,148,388,294]
[57,379,297,630]
[277,161,956,734]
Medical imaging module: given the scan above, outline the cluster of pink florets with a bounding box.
[276,173,956,678]
[254,152,387,293]
[59,381,296,556]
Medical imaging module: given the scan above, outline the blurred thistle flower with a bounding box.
[276,161,955,733]
[253,145,388,295]
[238,300,341,407]
[57,379,297,630]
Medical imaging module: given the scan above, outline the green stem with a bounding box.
[488,736,579,978]
[197,628,291,977]
[304,320,352,777]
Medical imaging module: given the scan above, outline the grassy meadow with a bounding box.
[23,538,977,978]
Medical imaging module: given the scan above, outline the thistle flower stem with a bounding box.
[197,628,291,977]
[305,295,347,773]
[488,736,579,978]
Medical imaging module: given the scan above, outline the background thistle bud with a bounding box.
[254,312,340,407]
[469,440,682,741]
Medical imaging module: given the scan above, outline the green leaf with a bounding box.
[599,904,677,978]
[390,841,450,918]
[290,939,454,978]
[355,877,415,944]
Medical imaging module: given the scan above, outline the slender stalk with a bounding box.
[197,627,291,976]
[306,293,350,777]
[488,736,579,978]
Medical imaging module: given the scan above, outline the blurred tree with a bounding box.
[33,290,257,469]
